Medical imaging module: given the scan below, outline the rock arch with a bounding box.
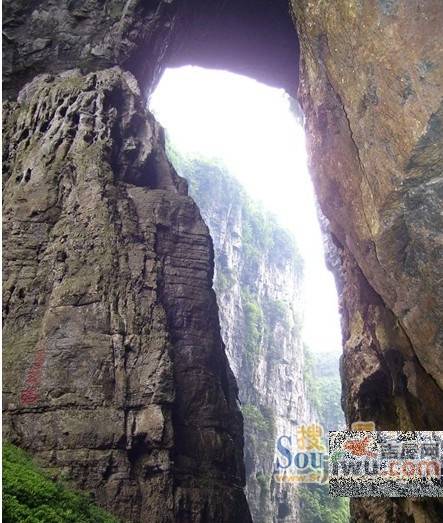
[3,1,443,521]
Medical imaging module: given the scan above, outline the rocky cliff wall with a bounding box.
[2,68,251,523]
[169,153,316,523]
[3,1,443,521]
[292,1,443,521]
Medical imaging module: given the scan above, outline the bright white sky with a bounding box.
[150,66,342,354]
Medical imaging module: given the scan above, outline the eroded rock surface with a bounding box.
[293,1,443,520]
[3,68,251,523]
[2,0,178,100]
[171,155,316,522]
[3,0,443,521]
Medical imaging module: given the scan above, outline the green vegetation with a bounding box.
[303,347,345,433]
[298,484,349,523]
[303,344,321,412]
[316,377,344,435]
[241,404,273,434]
[264,298,289,328]
[3,443,119,523]
[301,348,349,523]
[256,472,271,503]
[303,346,344,431]
[215,268,235,294]
[241,289,264,358]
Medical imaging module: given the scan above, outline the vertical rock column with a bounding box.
[2,68,251,522]
[292,1,443,521]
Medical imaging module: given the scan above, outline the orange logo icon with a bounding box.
[344,436,377,458]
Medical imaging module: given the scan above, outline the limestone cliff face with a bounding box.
[3,1,443,522]
[170,154,315,523]
[2,0,177,100]
[292,1,443,521]
[3,68,251,523]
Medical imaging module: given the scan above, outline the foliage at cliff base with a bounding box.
[3,443,119,523]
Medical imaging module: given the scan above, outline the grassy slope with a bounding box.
[3,443,119,523]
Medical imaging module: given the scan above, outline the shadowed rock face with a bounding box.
[2,0,177,101]
[2,0,299,100]
[3,0,443,522]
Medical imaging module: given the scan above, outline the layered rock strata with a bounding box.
[2,68,251,523]
[172,156,315,523]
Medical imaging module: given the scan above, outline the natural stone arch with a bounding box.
[166,0,300,96]
[3,0,299,101]
[3,1,443,522]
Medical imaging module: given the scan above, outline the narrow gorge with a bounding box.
[167,146,350,523]
[169,149,313,522]
[3,1,442,522]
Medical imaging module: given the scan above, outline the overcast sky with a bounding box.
[150,66,342,354]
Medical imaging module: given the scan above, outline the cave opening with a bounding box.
[149,66,348,522]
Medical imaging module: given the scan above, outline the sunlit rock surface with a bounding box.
[293,1,443,520]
